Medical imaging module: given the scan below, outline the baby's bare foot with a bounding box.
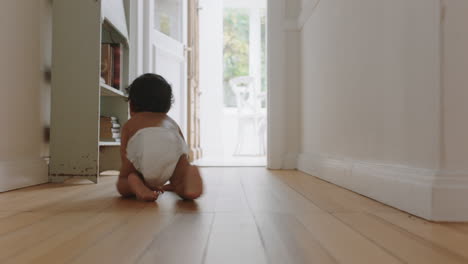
[136,189,159,202]
[128,172,160,202]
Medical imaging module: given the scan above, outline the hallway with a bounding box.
[1,168,468,263]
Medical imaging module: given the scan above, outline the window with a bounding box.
[154,0,182,41]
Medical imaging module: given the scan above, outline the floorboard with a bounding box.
[254,213,338,264]
[373,212,468,260]
[334,212,468,264]
[297,212,402,264]
[204,213,267,264]
[137,213,214,264]
[0,168,467,264]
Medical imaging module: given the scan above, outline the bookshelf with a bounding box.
[99,141,121,147]
[101,83,126,97]
[50,0,131,183]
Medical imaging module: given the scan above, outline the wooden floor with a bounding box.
[1,168,468,264]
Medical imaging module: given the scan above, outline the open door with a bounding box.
[140,0,201,162]
[141,0,189,138]
[187,0,202,161]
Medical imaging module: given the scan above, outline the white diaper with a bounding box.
[126,127,189,189]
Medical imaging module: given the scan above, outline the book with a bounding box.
[111,44,122,89]
[100,44,113,85]
[100,116,121,142]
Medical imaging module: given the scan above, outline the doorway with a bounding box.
[143,0,269,166]
[196,0,268,166]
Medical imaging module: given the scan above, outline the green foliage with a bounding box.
[159,14,171,36]
[222,8,267,107]
[223,9,250,82]
[223,9,250,107]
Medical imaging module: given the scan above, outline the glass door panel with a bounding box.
[154,0,183,41]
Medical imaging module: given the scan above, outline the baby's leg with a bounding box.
[117,173,159,202]
[170,155,203,200]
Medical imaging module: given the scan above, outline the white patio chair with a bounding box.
[229,76,266,156]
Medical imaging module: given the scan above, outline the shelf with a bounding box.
[51,0,130,183]
[99,141,121,147]
[102,20,129,46]
[100,83,127,97]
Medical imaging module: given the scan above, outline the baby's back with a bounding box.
[124,112,181,141]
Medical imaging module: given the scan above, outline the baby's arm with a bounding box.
[116,123,136,197]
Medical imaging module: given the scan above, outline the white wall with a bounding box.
[282,0,302,169]
[433,0,468,220]
[441,0,468,172]
[296,0,468,221]
[0,0,50,192]
[281,30,301,168]
[267,0,302,169]
[300,0,440,169]
[199,0,225,157]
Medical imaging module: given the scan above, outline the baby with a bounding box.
[116,73,203,201]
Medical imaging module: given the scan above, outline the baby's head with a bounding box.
[126,73,174,113]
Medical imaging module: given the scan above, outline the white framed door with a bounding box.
[141,0,188,136]
[186,0,202,161]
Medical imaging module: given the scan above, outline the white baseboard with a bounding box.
[282,152,298,169]
[297,153,468,222]
[0,158,48,192]
[431,170,468,221]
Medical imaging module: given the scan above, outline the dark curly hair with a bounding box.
[126,73,174,113]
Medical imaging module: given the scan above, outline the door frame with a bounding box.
[187,0,202,161]
[266,0,288,169]
[129,0,289,169]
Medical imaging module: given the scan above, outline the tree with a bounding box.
[223,9,250,107]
